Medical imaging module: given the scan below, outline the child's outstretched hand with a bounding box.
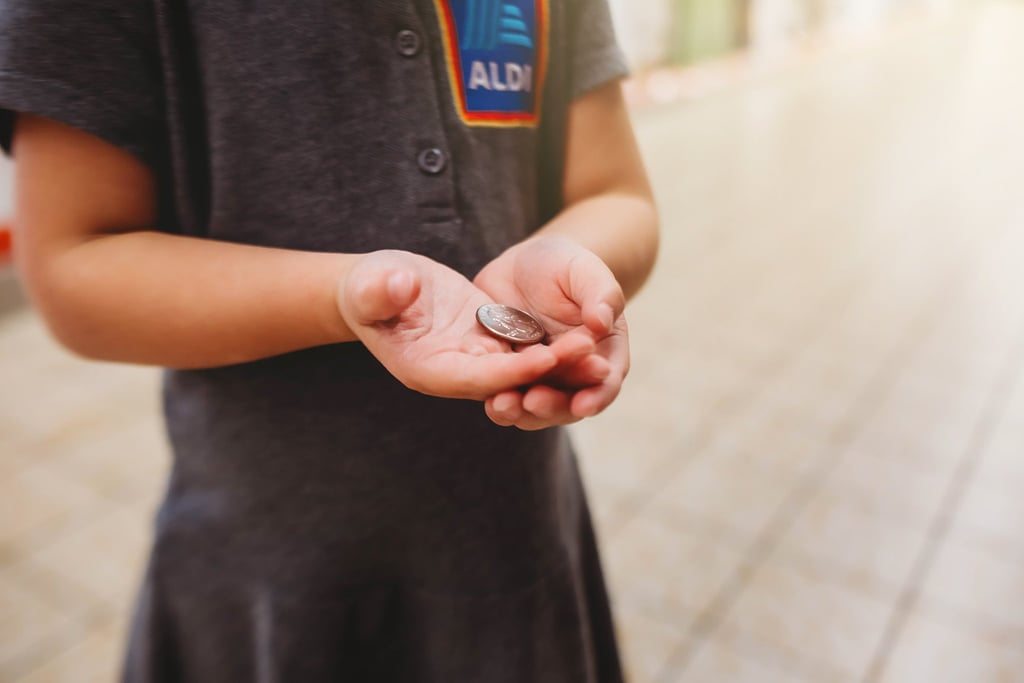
[473,236,630,430]
[339,250,595,401]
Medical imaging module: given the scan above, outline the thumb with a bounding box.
[569,254,625,335]
[346,266,420,325]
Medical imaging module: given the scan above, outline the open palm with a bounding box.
[473,236,630,428]
[340,250,589,401]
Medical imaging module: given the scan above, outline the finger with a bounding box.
[554,354,612,387]
[522,385,573,420]
[568,330,629,413]
[350,268,420,325]
[600,327,631,384]
[511,413,580,431]
[544,331,595,365]
[488,387,580,430]
[485,392,521,427]
[570,377,623,419]
[581,296,624,336]
[504,407,581,431]
[445,345,558,399]
[568,256,626,335]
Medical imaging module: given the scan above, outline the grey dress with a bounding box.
[0,1,630,680]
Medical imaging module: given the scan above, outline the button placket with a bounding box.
[396,3,461,240]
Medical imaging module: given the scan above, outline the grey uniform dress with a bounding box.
[0,1,630,680]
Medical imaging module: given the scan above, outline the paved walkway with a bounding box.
[3,3,1024,681]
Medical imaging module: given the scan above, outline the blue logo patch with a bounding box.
[435,0,548,126]
[462,2,533,49]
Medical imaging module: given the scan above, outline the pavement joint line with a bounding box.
[604,145,966,539]
[2,601,114,683]
[859,288,1024,680]
[606,215,903,539]
[658,322,933,683]
[652,209,1021,683]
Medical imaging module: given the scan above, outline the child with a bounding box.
[0,0,658,680]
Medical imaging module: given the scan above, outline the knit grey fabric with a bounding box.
[0,1,630,680]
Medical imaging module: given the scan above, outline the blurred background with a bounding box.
[3,0,1024,680]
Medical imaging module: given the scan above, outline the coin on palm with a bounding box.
[476,304,546,345]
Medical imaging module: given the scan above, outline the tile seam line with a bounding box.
[651,216,1020,681]
[859,305,1024,682]
[3,604,114,682]
[606,161,964,536]
[607,216,927,539]
[654,296,940,683]
[605,239,870,536]
[0,497,136,572]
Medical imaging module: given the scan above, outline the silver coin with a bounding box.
[476,304,546,345]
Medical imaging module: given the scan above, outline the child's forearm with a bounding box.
[24,229,359,368]
[526,79,659,301]
[12,113,361,369]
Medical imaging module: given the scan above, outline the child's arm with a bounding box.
[474,80,659,429]
[14,114,356,365]
[12,113,578,399]
[532,80,659,298]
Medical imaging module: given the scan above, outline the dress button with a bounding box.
[418,148,447,175]
[396,29,422,57]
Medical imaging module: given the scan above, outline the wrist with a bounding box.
[326,252,366,344]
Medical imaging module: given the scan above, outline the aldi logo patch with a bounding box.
[434,0,549,126]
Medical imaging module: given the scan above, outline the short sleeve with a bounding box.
[0,0,163,166]
[569,0,629,100]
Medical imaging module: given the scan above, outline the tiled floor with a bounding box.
[3,3,1024,682]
